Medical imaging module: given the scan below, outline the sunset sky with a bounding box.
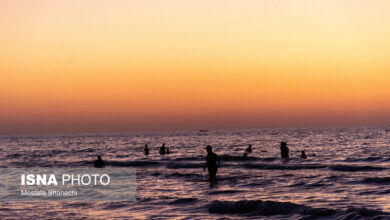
[1,0,390,134]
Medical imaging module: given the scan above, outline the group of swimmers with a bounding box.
[94,142,311,181]
[143,144,170,156]
[280,141,309,159]
[142,142,307,159]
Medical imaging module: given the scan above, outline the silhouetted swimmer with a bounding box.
[243,144,252,158]
[280,142,289,158]
[166,147,170,154]
[159,143,166,155]
[94,156,105,168]
[203,145,220,182]
[301,151,307,159]
[144,144,149,155]
[245,144,252,154]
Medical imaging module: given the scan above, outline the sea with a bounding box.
[0,127,390,219]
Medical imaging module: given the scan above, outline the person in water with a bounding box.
[243,144,252,157]
[144,144,149,155]
[245,144,252,154]
[204,145,220,182]
[159,143,166,155]
[94,155,106,168]
[166,147,170,154]
[301,150,307,159]
[280,142,289,158]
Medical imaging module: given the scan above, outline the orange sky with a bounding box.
[1,0,390,134]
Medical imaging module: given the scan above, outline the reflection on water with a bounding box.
[0,127,389,219]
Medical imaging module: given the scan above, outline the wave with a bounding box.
[330,165,385,172]
[63,202,93,208]
[260,157,278,161]
[219,161,385,172]
[166,163,204,169]
[101,202,130,210]
[7,159,97,168]
[71,148,96,153]
[208,199,334,216]
[173,157,203,161]
[173,155,278,162]
[339,207,390,219]
[109,160,159,167]
[208,199,390,218]
[219,155,251,161]
[165,172,203,179]
[168,198,198,205]
[362,177,390,184]
[115,154,133,158]
[345,157,384,162]
[219,155,278,162]
[208,190,245,195]
[243,163,326,170]
[5,153,21,159]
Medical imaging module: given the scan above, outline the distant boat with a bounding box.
[199,129,209,133]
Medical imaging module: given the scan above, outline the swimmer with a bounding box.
[94,155,106,168]
[280,142,289,158]
[159,143,166,155]
[301,150,307,159]
[144,144,149,155]
[245,144,252,154]
[203,145,220,182]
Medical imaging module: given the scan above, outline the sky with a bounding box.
[1,0,390,134]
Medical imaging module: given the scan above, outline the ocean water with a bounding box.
[0,127,390,219]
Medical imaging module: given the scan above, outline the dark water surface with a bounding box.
[1,127,390,219]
